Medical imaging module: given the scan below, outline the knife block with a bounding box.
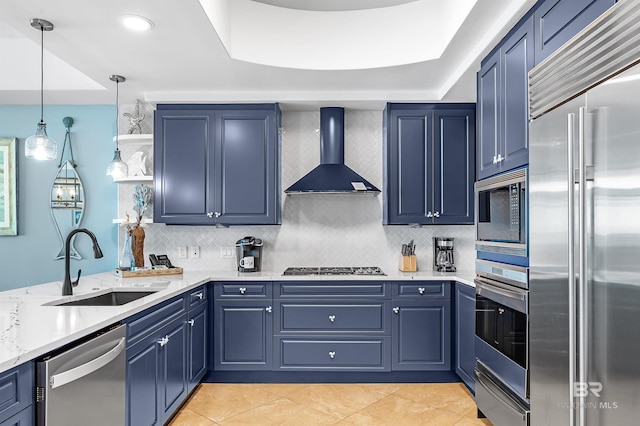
[399,255,417,272]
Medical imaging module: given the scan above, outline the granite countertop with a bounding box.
[0,268,475,373]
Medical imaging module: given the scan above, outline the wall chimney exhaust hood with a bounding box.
[285,107,380,195]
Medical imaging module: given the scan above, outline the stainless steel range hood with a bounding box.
[285,107,380,195]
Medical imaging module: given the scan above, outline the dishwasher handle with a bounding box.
[49,337,126,389]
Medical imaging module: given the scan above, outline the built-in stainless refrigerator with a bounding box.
[529,1,640,425]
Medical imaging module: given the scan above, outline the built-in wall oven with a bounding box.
[475,168,527,264]
[474,259,530,426]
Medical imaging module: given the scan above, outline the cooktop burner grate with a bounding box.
[283,267,386,276]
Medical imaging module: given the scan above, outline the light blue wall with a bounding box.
[0,105,118,290]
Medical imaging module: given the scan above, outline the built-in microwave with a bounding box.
[475,168,527,259]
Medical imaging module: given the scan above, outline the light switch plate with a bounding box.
[220,247,235,259]
[178,246,187,259]
[190,246,200,258]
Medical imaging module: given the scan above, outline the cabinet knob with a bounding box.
[393,307,400,314]
[188,319,195,327]
[498,307,505,315]
[196,292,204,300]
[214,211,221,218]
[497,154,504,163]
[329,351,336,359]
[426,211,433,218]
[492,155,498,164]
[329,315,336,322]
[158,336,169,347]
[207,211,214,218]
[418,287,425,295]
[265,306,273,313]
[433,211,440,218]
[239,287,247,294]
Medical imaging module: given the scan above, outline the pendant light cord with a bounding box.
[39,24,44,124]
[115,79,120,151]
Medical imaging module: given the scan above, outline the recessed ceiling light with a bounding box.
[118,15,154,32]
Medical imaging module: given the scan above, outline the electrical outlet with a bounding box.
[190,246,200,258]
[178,246,187,259]
[220,247,235,259]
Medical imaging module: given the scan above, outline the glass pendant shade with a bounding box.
[106,149,129,180]
[25,121,57,160]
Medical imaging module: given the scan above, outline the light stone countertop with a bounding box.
[0,268,475,374]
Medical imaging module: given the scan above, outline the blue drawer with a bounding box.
[0,362,33,424]
[188,285,207,308]
[125,295,187,346]
[276,282,390,298]
[213,282,272,299]
[393,281,451,299]
[275,301,390,334]
[275,337,391,371]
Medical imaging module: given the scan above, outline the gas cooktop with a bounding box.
[282,267,386,276]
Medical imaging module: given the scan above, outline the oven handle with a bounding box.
[475,277,527,314]
[475,366,528,422]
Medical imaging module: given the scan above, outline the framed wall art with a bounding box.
[0,137,17,236]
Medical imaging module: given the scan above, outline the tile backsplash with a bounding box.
[119,109,475,273]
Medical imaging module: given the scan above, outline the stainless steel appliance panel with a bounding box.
[529,96,585,426]
[475,365,529,426]
[36,325,126,426]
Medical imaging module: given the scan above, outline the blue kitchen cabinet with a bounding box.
[391,281,451,371]
[0,362,33,426]
[455,283,476,392]
[383,104,475,225]
[154,104,281,225]
[534,0,615,65]
[213,300,273,370]
[125,291,207,426]
[0,407,32,426]
[477,15,534,180]
[187,301,208,392]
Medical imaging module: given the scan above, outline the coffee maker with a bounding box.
[235,236,263,273]
[433,237,455,272]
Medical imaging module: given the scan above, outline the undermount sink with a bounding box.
[45,290,158,307]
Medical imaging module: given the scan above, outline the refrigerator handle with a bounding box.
[567,112,577,426]
[577,106,587,426]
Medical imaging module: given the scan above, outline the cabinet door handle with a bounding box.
[426,211,433,218]
[393,307,400,314]
[207,211,214,218]
[188,319,195,327]
[418,287,425,295]
[239,287,247,294]
[329,351,336,359]
[329,315,336,322]
[433,211,440,218]
[195,292,204,300]
[265,306,273,313]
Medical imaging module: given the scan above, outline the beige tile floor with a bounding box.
[168,383,493,425]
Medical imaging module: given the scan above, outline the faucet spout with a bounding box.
[62,228,104,296]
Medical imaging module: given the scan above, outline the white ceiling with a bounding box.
[0,0,536,110]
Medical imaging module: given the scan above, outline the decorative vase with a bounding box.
[131,224,146,268]
[119,230,134,270]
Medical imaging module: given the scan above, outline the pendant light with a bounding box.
[106,75,129,180]
[25,19,57,160]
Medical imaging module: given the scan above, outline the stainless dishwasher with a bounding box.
[36,324,126,426]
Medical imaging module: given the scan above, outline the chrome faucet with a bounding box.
[62,228,104,296]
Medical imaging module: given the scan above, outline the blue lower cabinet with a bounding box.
[0,408,32,426]
[126,315,189,426]
[392,300,452,371]
[455,283,476,392]
[275,337,391,371]
[160,320,188,420]
[0,363,33,425]
[213,300,273,370]
[188,302,208,391]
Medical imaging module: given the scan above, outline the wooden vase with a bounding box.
[131,225,146,268]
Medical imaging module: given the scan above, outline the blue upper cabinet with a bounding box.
[384,104,475,225]
[154,104,281,225]
[477,15,534,180]
[534,0,616,65]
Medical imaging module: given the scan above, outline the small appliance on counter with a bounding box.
[433,237,455,272]
[235,236,263,272]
